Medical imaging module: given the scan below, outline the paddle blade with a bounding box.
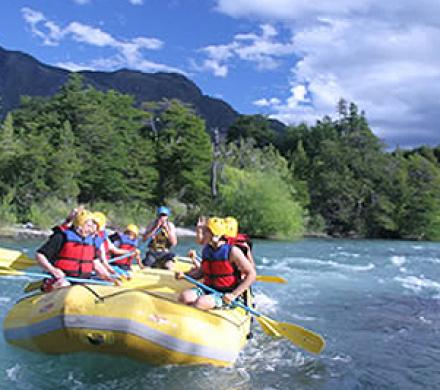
[257,316,325,354]
[256,275,287,284]
[0,248,35,270]
[256,316,283,338]
[0,268,26,277]
[24,280,44,293]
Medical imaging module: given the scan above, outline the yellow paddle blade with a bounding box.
[23,280,44,293]
[256,316,283,338]
[256,275,287,284]
[257,315,325,354]
[0,247,35,270]
[0,268,26,277]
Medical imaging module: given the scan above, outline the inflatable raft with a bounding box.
[3,268,252,367]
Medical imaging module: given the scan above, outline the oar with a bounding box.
[0,268,114,286]
[0,247,37,270]
[177,256,287,284]
[182,274,325,354]
[22,252,136,293]
[108,251,136,265]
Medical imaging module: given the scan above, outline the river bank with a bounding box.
[0,225,196,240]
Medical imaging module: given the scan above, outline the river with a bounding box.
[0,237,439,389]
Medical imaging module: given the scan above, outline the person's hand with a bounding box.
[66,205,85,223]
[175,271,185,280]
[222,293,237,305]
[135,249,141,255]
[196,216,207,228]
[51,267,66,280]
[188,249,197,259]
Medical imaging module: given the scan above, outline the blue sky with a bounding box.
[0,0,439,149]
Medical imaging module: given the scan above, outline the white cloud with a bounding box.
[129,0,144,5]
[198,24,295,76]
[253,97,281,107]
[215,0,440,147]
[21,7,183,74]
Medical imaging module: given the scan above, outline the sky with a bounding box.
[0,0,439,149]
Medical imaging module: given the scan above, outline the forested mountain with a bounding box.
[0,46,241,132]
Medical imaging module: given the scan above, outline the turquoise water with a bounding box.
[1,237,439,389]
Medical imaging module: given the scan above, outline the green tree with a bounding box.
[227,114,276,147]
[47,121,81,203]
[154,100,212,204]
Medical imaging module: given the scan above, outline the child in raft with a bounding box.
[176,217,256,310]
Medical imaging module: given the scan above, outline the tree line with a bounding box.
[0,74,439,240]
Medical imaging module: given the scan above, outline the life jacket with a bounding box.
[201,243,240,292]
[95,230,110,260]
[226,233,252,256]
[53,228,96,278]
[52,222,70,234]
[112,233,138,269]
[149,227,171,252]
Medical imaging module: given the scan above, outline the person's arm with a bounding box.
[107,240,131,256]
[36,252,66,280]
[142,220,160,241]
[164,222,177,247]
[223,246,257,304]
[195,216,208,245]
[175,265,204,281]
[135,250,143,269]
[188,249,201,268]
[35,232,66,279]
[93,260,114,282]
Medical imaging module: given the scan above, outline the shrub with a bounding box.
[217,166,304,239]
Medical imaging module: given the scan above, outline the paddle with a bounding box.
[21,252,136,293]
[0,247,37,270]
[182,274,325,355]
[0,268,114,286]
[177,255,287,284]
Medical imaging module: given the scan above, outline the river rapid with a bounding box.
[0,237,439,389]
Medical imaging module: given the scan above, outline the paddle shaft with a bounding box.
[183,274,261,317]
[178,256,287,284]
[1,270,113,285]
[108,251,136,265]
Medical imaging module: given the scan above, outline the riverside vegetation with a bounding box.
[0,74,439,240]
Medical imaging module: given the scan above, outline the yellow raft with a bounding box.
[3,268,252,367]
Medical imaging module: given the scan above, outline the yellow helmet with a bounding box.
[92,212,106,231]
[73,209,93,228]
[207,217,226,237]
[224,216,238,237]
[125,224,139,237]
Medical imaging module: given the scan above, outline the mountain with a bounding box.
[0,46,242,132]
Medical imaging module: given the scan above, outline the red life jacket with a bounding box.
[112,233,138,269]
[54,228,96,278]
[226,233,252,255]
[96,230,110,260]
[201,243,240,292]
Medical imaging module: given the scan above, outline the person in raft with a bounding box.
[176,217,256,310]
[109,224,143,272]
[91,212,140,275]
[187,216,255,270]
[36,209,114,292]
[142,206,177,270]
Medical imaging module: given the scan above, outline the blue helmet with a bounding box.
[157,206,171,216]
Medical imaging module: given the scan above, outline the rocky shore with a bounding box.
[0,225,196,240]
